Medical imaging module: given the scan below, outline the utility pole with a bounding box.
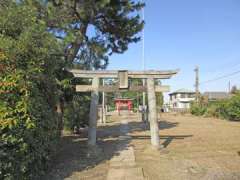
[228,81,231,93]
[142,0,145,72]
[142,0,147,121]
[194,66,200,103]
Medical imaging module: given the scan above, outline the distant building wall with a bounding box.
[169,89,195,111]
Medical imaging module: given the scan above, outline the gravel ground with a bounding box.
[132,113,240,180]
[42,112,240,180]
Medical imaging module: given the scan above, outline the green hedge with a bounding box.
[191,93,240,121]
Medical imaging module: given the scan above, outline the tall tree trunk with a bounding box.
[56,98,65,133]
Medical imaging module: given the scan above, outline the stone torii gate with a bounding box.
[69,69,178,149]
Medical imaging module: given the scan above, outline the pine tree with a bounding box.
[43,0,144,68]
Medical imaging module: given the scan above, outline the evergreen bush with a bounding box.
[0,2,62,179]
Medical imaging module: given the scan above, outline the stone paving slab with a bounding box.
[107,167,144,180]
[107,118,144,180]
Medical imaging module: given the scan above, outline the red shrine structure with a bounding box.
[114,98,133,114]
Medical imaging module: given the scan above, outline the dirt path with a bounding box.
[43,113,240,180]
[42,112,144,180]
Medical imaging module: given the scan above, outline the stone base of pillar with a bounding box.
[87,145,103,157]
[142,144,165,155]
[150,144,164,151]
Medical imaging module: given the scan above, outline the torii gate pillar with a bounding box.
[147,78,160,148]
[88,77,99,146]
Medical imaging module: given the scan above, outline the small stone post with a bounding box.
[147,78,160,148]
[103,105,107,124]
[102,79,107,124]
[88,77,99,146]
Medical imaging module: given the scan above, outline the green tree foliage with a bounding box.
[42,0,145,130]
[103,79,164,112]
[190,102,207,116]
[44,0,144,67]
[63,94,91,130]
[191,93,240,121]
[223,93,240,121]
[230,85,238,94]
[0,0,144,179]
[0,2,64,179]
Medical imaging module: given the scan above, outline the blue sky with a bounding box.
[107,0,240,96]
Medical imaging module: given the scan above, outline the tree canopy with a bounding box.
[44,0,144,68]
[0,0,144,179]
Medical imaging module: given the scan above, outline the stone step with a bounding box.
[65,174,106,180]
[107,167,144,180]
[109,161,136,168]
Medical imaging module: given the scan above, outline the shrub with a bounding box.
[205,103,219,117]
[191,93,240,121]
[0,2,62,179]
[190,102,207,116]
[224,94,240,121]
[213,101,228,119]
[63,95,91,131]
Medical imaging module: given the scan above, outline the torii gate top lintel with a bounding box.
[69,69,179,93]
[69,69,179,79]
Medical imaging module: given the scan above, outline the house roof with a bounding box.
[169,89,195,95]
[203,92,230,100]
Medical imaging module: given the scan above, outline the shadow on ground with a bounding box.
[42,114,192,180]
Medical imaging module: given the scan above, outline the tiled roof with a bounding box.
[169,89,195,95]
[203,92,230,100]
